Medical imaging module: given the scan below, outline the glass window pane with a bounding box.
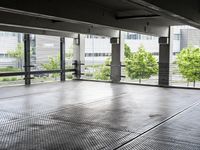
[30,34,60,84]
[65,37,74,80]
[83,35,111,81]
[0,31,24,86]
[122,32,159,85]
[170,25,200,88]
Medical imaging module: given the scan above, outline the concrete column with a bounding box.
[60,37,65,81]
[110,37,121,83]
[73,34,85,79]
[120,31,126,79]
[169,27,174,85]
[24,34,31,85]
[159,37,170,86]
[120,31,125,63]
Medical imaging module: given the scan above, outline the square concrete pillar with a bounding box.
[169,27,174,85]
[120,31,125,63]
[110,37,121,83]
[159,37,170,86]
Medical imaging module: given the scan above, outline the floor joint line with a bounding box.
[114,100,200,150]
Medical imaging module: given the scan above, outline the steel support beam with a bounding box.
[0,69,76,77]
[60,37,65,81]
[24,34,31,85]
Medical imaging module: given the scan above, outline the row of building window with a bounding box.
[126,33,181,41]
[0,54,9,58]
[86,35,107,39]
[126,33,158,40]
[174,34,180,40]
[0,31,181,41]
[85,53,111,57]
[85,52,160,57]
[0,32,18,37]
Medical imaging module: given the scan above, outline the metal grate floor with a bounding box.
[0,81,200,149]
[0,117,139,150]
[119,104,200,150]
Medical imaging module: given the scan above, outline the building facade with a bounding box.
[0,26,199,68]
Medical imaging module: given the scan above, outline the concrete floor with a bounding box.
[0,81,200,150]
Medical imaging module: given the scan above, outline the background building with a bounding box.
[0,25,199,68]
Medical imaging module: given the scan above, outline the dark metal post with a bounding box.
[73,60,82,79]
[24,34,31,85]
[60,37,66,81]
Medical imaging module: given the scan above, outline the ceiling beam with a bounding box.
[116,14,160,20]
[0,25,78,38]
[0,11,119,37]
[128,0,200,28]
[0,0,171,36]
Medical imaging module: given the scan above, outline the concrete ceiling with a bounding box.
[0,0,198,37]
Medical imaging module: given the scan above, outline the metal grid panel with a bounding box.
[0,95,58,116]
[119,136,200,150]
[38,91,200,134]
[0,111,24,125]
[0,117,137,150]
[119,104,200,150]
[0,81,200,149]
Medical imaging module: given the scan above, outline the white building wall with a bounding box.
[85,38,111,53]
[35,35,60,64]
[65,38,73,52]
[85,38,111,65]
[125,39,159,53]
[0,36,18,54]
[173,40,180,53]
[0,36,19,68]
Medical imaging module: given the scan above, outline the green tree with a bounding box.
[94,58,111,80]
[41,55,60,78]
[177,47,200,87]
[125,45,158,83]
[8,43,24,70]
[124,44,132,58]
